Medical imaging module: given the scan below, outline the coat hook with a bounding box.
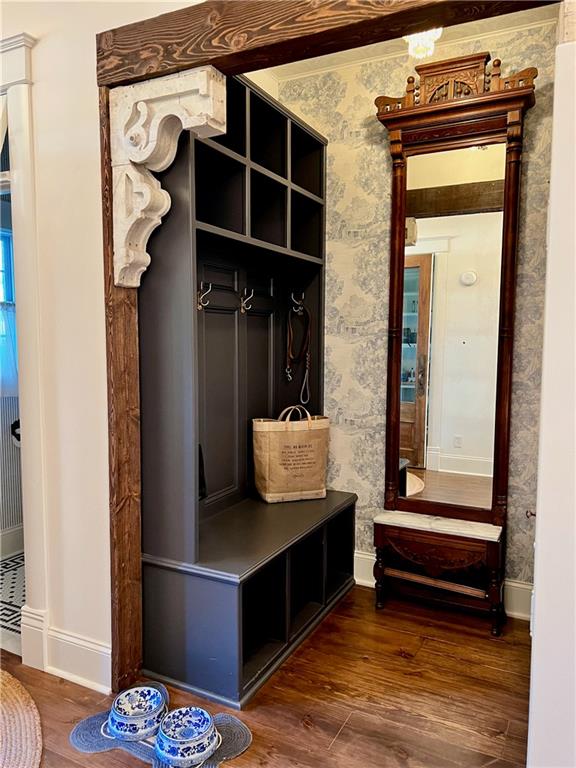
[197,282,212,311]
[291,291,305,314]
[240,287,254,314]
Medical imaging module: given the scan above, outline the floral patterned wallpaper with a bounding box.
[278,20,557,582]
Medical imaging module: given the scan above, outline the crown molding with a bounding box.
[270,11,557,83]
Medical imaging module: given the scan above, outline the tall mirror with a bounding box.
[376,51,538,527]
[400,145,506,509]
[374,53,538,634]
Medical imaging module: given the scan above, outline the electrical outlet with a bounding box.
[453,435,463,448]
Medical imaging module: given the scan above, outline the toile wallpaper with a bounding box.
[278,19,557,582]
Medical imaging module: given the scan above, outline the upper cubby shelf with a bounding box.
[250,91,287,178]
[212,76,247,157]
[250,170,287,248]
[291,191,323,259]
[195,142,245,234]
[193,77,326,260]
[291,122,324,198]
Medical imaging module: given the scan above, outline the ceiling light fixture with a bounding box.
[403,28,443,59]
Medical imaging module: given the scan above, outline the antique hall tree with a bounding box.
[97,0,555,696]
[373,51,538,636]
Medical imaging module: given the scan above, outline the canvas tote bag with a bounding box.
[253,406,329,503]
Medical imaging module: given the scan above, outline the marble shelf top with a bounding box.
[374,510,502,542]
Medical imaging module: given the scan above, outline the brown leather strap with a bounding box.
[286,306,311,377]
[285,305,312,404]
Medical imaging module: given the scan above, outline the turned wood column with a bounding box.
[384,131,406,511]
[491,105,525,527]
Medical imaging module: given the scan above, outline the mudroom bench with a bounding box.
[143,491,356,708]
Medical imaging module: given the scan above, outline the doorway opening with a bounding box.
[0,100,24,656]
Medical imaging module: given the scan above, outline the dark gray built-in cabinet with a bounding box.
[139,77,356,708]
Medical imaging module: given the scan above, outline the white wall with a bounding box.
[1,1,192,690]
[527,29,576,768]
[415,214,503,476]
[406,144,507,189]
[244,70,279,99]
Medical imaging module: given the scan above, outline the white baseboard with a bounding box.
[0,525,24,557]
[21,607,112,692]
[503,579,533,621]
[354,551,532,621]
[426,448,492,477]
[20,605,48,670]
[426,447,440,471]
[0,628,22,655]
[355,550,377,588]
[46,627,111,694]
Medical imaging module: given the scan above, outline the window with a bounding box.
[0,229,14,303]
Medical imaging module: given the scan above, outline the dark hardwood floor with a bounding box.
[1,587,531,767]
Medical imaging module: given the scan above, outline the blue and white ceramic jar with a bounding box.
[155,707,220,767]
[108,685,167,741]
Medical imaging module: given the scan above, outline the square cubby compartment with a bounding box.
[250,93,287,177]
[250,171,287,247]
[242,554,287,688]
[291,123,324,197]
[326,507,355,601]
[289,528,324,639]
[291,192,323,258]
[195,143,245,234]
[212,77,246,156]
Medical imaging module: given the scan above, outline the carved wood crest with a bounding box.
[375,52,538,115]
[109,66,226,287]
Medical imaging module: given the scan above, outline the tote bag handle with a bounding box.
[277,405,312,427]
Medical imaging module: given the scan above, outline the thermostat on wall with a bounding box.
[460,270,478,286]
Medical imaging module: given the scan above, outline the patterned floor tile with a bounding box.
[0,552,24,635]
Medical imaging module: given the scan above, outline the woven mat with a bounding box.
[70,706,252,767]
[0,670,42,768]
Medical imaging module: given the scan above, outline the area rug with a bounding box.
[406,472,425,496]
[70,684,252,767]
[0,670,42,768]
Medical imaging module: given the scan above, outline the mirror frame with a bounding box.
[376,52,538,527]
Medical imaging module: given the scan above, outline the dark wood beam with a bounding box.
[407,179,505,218]
[99,86,143,690]
[96,0,556,87]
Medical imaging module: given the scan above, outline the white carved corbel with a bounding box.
[109,66,226,287]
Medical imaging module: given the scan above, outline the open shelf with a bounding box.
[250,92,287,178]
[326,506,355,601]
[250,170,287,247]
[291,191,323,259]
[291,123,324,197]
[195,222,323,266]
[289,528,324,639]
[242,554,287,688]
[195,142,245,234]
[212,77,247,156]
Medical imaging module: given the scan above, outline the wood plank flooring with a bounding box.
[1,587,531,767]
[409,468,493,508]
